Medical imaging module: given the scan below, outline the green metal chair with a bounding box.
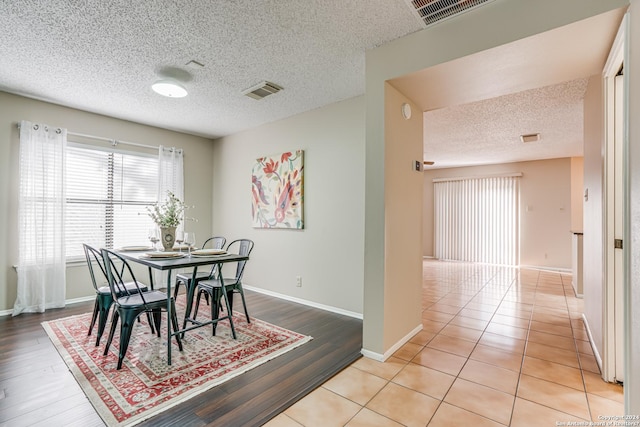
[83,244,150,346]
[101,248,183,370]
[194,239,254,338]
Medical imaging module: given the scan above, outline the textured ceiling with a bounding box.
[0,2,625,168]
[0,0,422,138]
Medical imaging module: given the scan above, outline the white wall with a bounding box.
[211,96,365,316]
[582,76,605,360]
[423,158,573,270]
[626,0,640,412]
[0,91,215,313]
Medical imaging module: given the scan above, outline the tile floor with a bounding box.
[265,260,624,427]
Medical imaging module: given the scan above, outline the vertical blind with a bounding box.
[434,174,521,266]
[65,143,158,259]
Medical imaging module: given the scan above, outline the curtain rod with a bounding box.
[432,172,523,183]
[16,123,175,152]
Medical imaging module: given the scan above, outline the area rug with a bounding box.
[42,299,312,426]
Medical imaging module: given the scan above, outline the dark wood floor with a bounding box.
[0,290,363,427]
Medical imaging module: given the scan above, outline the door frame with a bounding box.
[602,13,628,383]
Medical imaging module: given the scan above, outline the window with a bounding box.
[65,143,158,259]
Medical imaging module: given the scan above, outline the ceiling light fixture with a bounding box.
[152,79,188,98]
[520,133,540,143]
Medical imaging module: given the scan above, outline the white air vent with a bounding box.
[405,0,496,27]
[242,81,283,100]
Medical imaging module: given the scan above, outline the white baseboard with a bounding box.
[519,264,572,274]
[361,323,423,362]
[0,295,95,317]
[582,313,603,372]
[242,285,363,320]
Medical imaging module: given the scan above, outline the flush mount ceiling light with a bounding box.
[520,133,540,143]
[152,79,188,98]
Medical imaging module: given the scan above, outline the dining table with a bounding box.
[116,249,249,365]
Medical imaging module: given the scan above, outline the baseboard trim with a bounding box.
[0,295,95,317]
[519,264,572,274]
[361,323,423,362]
[243,285,363,320]
[582,313,603,372]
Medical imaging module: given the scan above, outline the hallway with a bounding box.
[268,260,624,426]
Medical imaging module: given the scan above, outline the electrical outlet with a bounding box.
[296,276,302,287]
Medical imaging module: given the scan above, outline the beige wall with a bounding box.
[0,91,215,313]
[571,157,585,232]
[582,76,605,359]
[211,96,365,315]
[364,0,628,355]
[423,158,573,270]
[381,83,423,352]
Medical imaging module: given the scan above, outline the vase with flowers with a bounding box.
[147,191,189,251]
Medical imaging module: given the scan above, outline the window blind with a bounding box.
[65,144,158,259]
[434,175,520,266]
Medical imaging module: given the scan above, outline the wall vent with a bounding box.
[242,81,283,100]
[405,0,496,27]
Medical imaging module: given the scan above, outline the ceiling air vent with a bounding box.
[405,0,496,27]
[242,81,283,100]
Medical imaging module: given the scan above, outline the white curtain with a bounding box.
[434,174,520,266]
[13,121,67,315]
[156,145,184,287]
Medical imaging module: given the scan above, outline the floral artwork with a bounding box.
[252,150,304,229]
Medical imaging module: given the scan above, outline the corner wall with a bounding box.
[0,91,215,313]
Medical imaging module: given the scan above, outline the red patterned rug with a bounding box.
[42,298,312,426]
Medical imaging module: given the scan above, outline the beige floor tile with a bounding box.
[521,356,584,391]
[323,366,388,406]
[409,330,436,346]
[573,328,589,341]
[469,344,523,372]
[429,303,463,315]
[351,356,407,381]
[458,308,494,321]
[428,402,506,427]
[527,330,576,351]
[494,307,532,320]
[458,359,519,394]
[582,371,624,403]
[490,313,530,329]
[587,393,625,421]
[263,413,304,427]
[464,301,499,313]
[517,374,591,420]
[529,320,574,337]
[366,382,440,427]
[439,324,483,342]
[448,315,489,331]
[525,341,580,368]
[284,387,361,427]
[345,408,403,427]
[579,353,601,374]
[413,347,467,376]
[422,310,455,323]
[427,333,477,357]
[478,332,526,354]
[423,319,447,333]
[510,397,588,426]
[575,339,594,355]
[392,362,455,400]
[393,342,424,362]
[485,322,528,339]
[444,378,514,425]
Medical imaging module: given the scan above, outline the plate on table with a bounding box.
[141,251,186,259]
[191,249,227,257]
[118,245,155,251]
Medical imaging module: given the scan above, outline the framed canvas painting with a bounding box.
[251,150,304,229]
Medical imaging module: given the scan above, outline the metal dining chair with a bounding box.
[173,236,226,301]
[101,248,183,370]
[83,243,151,346]
[193,239,254,338]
